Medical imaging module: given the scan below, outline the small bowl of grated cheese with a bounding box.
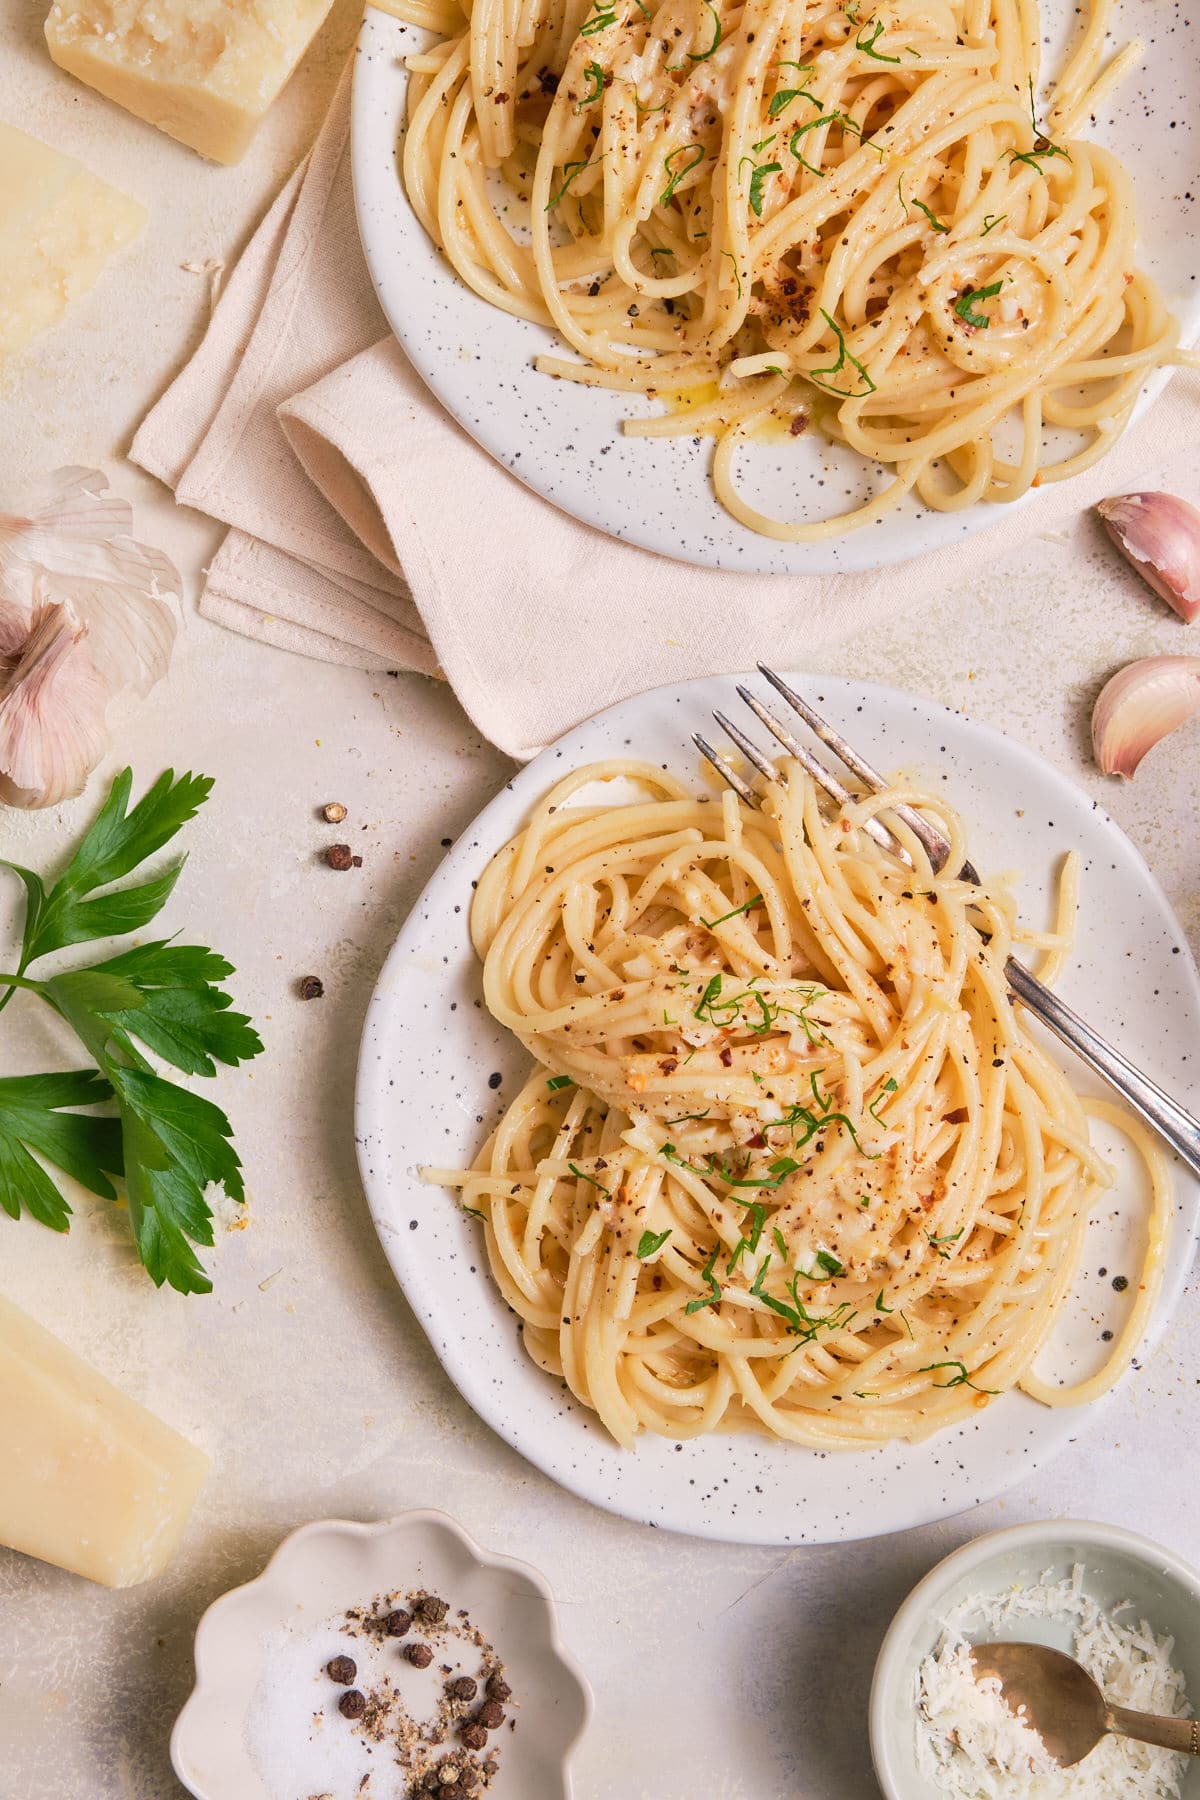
[870,1520,1200,1800]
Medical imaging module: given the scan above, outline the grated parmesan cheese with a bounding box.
[915,1565,1192,1799]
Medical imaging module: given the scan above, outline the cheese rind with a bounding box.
[45,0,337,165]
[0,1294,209,1587]
[0,123,145,360]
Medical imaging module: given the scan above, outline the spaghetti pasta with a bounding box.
[389,0,1198,538]
[427,759,1169,1449]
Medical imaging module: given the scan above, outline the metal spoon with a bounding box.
[971,1642,1200,1766]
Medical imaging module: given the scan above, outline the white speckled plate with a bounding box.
[355,673,1200,1545]
[170,1511,592,1800]
[351,2,1199,575]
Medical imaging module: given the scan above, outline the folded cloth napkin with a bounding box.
[133,57,1200,761]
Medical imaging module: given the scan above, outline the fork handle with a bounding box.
[1106,1705,1200,1756]
[1004,958,1200,1180]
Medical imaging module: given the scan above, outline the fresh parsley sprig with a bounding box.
[0,769,263,1296]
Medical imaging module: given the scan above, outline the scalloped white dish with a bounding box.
[170,1512,592,1800]
[352,2,1200,575]
[354,671,1200,1546]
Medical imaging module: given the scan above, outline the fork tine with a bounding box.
[734,687,855,807]
[692,733,761,807]
[756,665,952,873]
[757,665,890,795]
[712,711,780,782]
[734,686,913,865]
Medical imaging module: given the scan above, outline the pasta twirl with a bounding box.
[390,0,1198,540]
[427,760,1169,1449]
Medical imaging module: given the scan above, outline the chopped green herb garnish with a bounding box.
[750,1255,856,1340]
[751,132,777,154]
[954,280,1002,327]
[568,1160,610,1195]
[808,308,876,396]
[874,1288,893,1313]
[579,3,617,33]
[547,1073,576,1091]
[664,1108,710,1125]
[927,1226,965,1259]
[649,246,676,260]
[684,1242,722,1312]
[868,1077,898,1123]
[576,61,607,108]
[788,116,835,176]
[661,143,705,206]
[687,0,722,60]
[855,18,900,61]
[547,158,600,209]
[981,212,1006,235]
[803,1248,846,1279]
[899,175,948,231]
[463,1204,486,1220]
[772,1226,788,1257]
[701,894,763,929]
[748,160,781,215]
[918,1358,998,1394]
[769,86,814,118]
[637,1226,672,1258]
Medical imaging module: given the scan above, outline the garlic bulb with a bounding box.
[0,468,179,808]
[1092,656,1200,779]
[1096,492,1200,623]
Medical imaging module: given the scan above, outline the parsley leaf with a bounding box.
[0,768,262,1294]
[0,1070,123,1227]
[637,1226,672,1258]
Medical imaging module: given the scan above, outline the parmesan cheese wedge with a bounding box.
[0,1294,209,1587]
[0,122,145,360]
[44,0,337,165]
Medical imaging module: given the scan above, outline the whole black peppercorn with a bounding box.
[460,1723,488,1751]
[440,1787,465,1799]
[298,975,324,1000]
[326,1654,357,1685]
[405,1642,434,1669]
[338,1688,367,1720]
[384,1608,412,1637]
[485,1672,511,1702]
[446,1675,477,1701]
[477,1700,504,1731]
[417,1594,449,1624]
[1112,1274,1129,1292]
[325,842,354,871]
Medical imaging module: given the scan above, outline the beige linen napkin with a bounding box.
[133,60,1200,760]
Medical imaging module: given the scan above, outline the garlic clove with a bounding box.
[1096,491,1200,623]
[0,466,179,693]
[1092,655,1200,779]
[0,600,108,809]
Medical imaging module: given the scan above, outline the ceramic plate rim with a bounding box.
[354,670,1200,1546]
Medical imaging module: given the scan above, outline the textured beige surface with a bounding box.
[0,2,1198,1794]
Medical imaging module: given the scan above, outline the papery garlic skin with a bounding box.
[1097,492,1200,624]
[0,467,179,809]
[1092,656,1200,779]
[0,602,108,808]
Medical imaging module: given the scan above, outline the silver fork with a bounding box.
[694,664,1200,1180]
